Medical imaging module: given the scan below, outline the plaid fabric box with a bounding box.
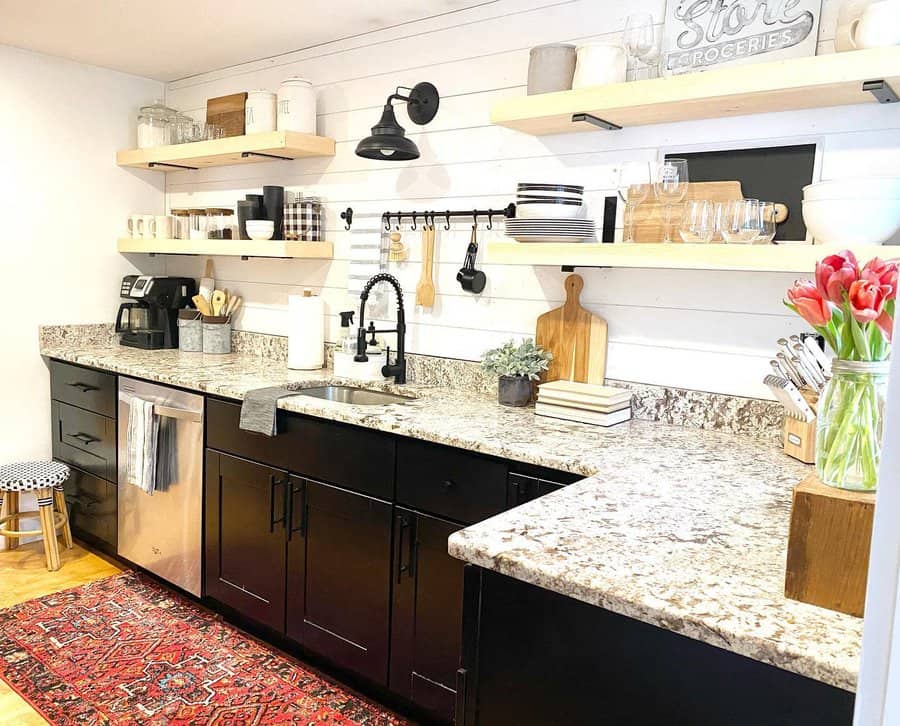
[284,198,322,241]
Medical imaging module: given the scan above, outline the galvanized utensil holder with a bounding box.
[202,315,232,354]
[177,310,203,352]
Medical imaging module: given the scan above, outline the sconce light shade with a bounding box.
[356,82,440,162]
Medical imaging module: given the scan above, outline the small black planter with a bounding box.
[498,375,533,407]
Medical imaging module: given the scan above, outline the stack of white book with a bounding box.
[535,380,632,427]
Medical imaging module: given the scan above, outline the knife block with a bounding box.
[785,474,875,617]
[783,389,818,464]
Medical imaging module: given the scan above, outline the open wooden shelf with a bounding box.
[116,130,335,171]
[491,47,900,135]
[486,241,891,273]
[118,238,333,259]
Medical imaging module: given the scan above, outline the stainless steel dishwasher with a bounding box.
[117,377,204,596]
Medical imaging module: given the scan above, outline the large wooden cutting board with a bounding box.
[536,274,608,384]
[627,181,742,243]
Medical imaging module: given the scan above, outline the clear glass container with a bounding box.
[172,209,191,240]
[816,359,890,491]
[189,209,208,240]
[207,208,235,240]
[137,100,176,148]
[170,113,194,144]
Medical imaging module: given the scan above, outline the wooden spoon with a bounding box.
[416,224,435,308]
[211,290,227,316]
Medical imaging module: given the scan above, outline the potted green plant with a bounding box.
[481,338,552,407]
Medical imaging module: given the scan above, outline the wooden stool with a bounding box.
[0,461,73,571]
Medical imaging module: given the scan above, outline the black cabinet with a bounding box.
[205,450,289,632]
[458,568,855,726]
[63,466,117,550]
[287,479,393,685]
[391,508,465,723]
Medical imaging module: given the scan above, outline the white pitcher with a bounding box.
[850,0,900,49]
[572,43,627,89]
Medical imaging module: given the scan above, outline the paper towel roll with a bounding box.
[288,291,324,370]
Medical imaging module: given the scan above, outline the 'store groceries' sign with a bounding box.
[663,0,822,75]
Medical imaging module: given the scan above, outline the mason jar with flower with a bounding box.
[785,251,896,491]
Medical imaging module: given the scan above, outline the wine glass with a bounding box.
[654,159,689,243]
[622,13,656,80]
[757,201,777,244]
[679,200,715,243]
[617,162,652,243]
[721,199,762,244]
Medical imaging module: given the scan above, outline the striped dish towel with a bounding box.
[347,229,389,318]
[125,397,159,495]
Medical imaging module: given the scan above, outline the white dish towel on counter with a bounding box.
[125,396,159,495]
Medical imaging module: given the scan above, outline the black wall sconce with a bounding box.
[355,82,440,161]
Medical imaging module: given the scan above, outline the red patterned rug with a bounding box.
[0,572,410,725]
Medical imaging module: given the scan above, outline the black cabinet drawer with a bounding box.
[207,398,394,500]
[396,439,508,525]
[52,401,116,483]
[63,466,117,551]
[50,360,116,417]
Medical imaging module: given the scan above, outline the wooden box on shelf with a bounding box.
[785,474,875,618]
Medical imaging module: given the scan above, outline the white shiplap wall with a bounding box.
[163,0,900,399]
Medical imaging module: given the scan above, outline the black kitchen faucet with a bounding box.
[354,273,407,384]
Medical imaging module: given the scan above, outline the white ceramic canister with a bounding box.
[527,44,577,95]
[245,90,277,134]
[572,43,628,89]
[277,77,317,134]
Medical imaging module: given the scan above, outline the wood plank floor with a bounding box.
[0,539,122,725]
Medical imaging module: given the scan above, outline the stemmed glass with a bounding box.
[624,13,661,80]
[654,159,689,243]
[617,162,652,243]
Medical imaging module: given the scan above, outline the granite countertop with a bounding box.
[40,340,863,692]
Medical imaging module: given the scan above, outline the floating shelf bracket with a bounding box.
[572,113,622,131]
[863,79,899,104]
[148,161,198,170]
[240,150,294,161]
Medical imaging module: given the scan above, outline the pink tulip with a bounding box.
[876,311,894,343]
[816,250,859,303]
[786,280,832,327]
[848,279,891,324]
[861,258,899,301]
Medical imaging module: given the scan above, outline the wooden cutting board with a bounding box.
[627,181,742,243]
[207,92,248,138]
[535,274,608,384]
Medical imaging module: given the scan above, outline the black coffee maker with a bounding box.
[116,275,197,349]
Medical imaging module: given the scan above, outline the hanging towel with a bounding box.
[154,415,178,493]
[125,397,159,494]
[347,227,389,319]
[240,387,298,436]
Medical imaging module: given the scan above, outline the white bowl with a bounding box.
[516,201,586,219]
[802,198,900,245]
[245,221,275,240]
[804,177,900,201]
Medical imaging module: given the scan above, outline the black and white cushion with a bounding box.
[0,461,70,492]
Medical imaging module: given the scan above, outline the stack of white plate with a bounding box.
[516,183,585,219]
[535,380,632,427]
[505,217,596,243]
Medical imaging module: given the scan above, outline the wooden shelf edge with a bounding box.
[116,130,336,170]
[491,47,900,135]
[485,241,892,273]
[117,238,333,259]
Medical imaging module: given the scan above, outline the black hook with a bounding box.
[473,210,478,227]
[411,213,417,231]
[383,213,390,232]
[487,213,493,231]
[341,207,354,230]
[445,211,451,231]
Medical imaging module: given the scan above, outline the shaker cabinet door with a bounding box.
[286,479,393,686]
[204,450,288,632]
[390,508,465,722]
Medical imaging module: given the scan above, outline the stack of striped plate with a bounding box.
[504,217,596,243]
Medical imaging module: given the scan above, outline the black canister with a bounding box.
[237,199,261,240]
[245,193,264,207]
[262,186,285,240]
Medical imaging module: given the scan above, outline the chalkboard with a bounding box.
[665,144,816,241]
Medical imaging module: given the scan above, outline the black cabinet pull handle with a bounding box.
[442,479,455,490]
[396,514,410,583]
[288,480,306,540]
[69,432,99,445]
[269,475,287,533]
[455,668,469,726]
[67,382,99,393]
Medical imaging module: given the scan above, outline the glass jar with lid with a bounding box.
[189,209,208,240]
[137,100,176,148]
[170,113,194,145]
[172,209,191,240]
[207,208,235,240]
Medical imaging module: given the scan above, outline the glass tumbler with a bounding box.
[721,199,761,244]
[757,201,777,244]
[678,200,715,243]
